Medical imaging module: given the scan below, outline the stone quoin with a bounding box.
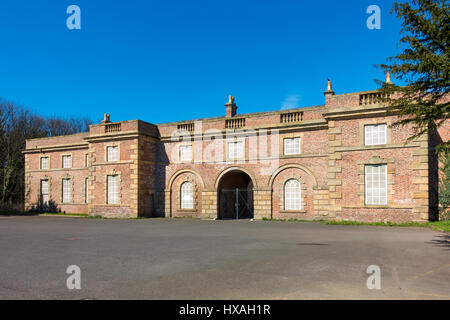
[23,79,450,222]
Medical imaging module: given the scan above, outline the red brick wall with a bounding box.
[89,138,138,218]
[271,167,316,220]
[25,136,89,213]
[169,172,203,218]
[23,90,450,222]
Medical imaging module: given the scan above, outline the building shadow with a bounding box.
[428,129,442,221]
[151,126,168,218]
[0,212,39,216]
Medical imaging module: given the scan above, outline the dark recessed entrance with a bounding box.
[218,170,254,220]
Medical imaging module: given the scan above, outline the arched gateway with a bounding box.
[217,169,254,220]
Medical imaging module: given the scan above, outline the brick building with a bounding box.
[23,79,449,222]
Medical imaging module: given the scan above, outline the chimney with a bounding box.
[323,79,335,106]
[324,79,335,96]
[101,114,111,123]
[225,95,237,117]
[385,72,393,84]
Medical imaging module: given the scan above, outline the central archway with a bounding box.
[217,169,254,220]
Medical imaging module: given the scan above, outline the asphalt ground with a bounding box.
[0,216,448,299]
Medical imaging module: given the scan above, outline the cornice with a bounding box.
[322,105,388,120]
[159,119,328,142]
[83,131,158,142]
[23,143,88,154]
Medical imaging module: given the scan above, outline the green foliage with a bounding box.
[378,0,449,154]
[438,151,450,219]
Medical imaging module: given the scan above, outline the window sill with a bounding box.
[58,202,87,206]
[364,205,389,208]
[279,210,306,214]
[178,209,197,212]
[94,160,131,165]
[364,143,387,147]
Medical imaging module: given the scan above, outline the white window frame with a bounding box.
[284,179,301,211]
[179,145,193,162]
[41,179,49,205]
[85,177,89,204]
[227,141,244,160]
[62,178,72,203]
[62,155,72,169]
[365,164,388,205]
[40,157,49,170]
[107,146,119,162]
[85,154,89,167]
[107,175,119,204]
[364,124,387,146]
[284,137,301,155]
[180,181,194,209]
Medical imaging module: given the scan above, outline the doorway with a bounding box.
[217,170,254,220]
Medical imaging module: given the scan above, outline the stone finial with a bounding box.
[324,79,335,96]
[228,95,235,104]
[385,72,393,84]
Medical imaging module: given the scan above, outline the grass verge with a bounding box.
[262,217,450,232]
[0,212,103,219]
[38,213,104,219]
[3,212,448,232]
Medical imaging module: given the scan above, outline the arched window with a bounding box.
[284,179,301,210]
[181,181,194,209]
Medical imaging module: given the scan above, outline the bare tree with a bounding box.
[44,115,92,136]
[0,98,92,211]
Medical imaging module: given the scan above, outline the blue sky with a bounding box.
[0,0,403,124]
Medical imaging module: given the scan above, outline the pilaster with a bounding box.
[201,189,218,219]
[327,121,342,218]
[411,134,430,221]
[253,189,272,219]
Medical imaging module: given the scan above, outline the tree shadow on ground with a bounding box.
[0,211,39,216]
[428,234,450,251]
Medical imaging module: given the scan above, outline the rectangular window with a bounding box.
[85,154,89,167]
[365,124,387,146]
[284,137,301,155]
[228,141,244,159]
[181,182,194,209]
[40,157,49,170]
[85,178,89,204]
[107,146,118,162]
[62,178,71,203]
[41,180,49,205]
[365,164,387,205]
[107,175,119,204]
[62,155,72,168]
[180,145,193,162]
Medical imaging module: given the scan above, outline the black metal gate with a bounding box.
[219,188,253,220]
